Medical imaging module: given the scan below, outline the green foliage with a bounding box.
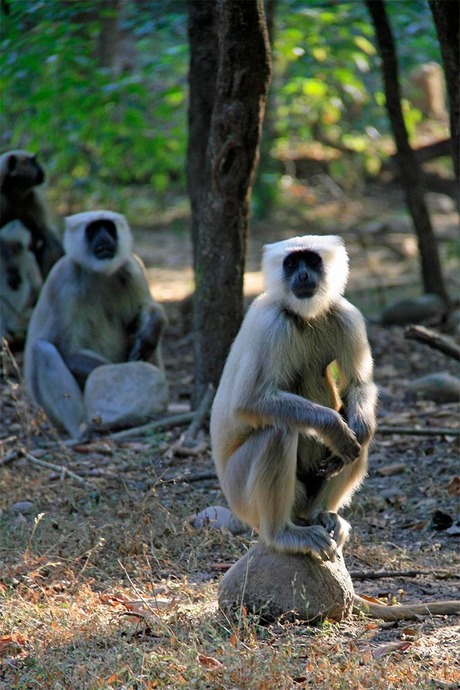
[269,0,441,185]
[0,0,443,211]
[0,0,188,206]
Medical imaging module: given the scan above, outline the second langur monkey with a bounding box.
[24,210,167,438]
[211,235,377,562]
[0,220,42,340]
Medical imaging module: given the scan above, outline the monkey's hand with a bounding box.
[320,414,361,466]
[316,512,351,552]
[317,452,346,479]
[129,307,166,362]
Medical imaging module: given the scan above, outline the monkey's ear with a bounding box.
[7,154,17,172]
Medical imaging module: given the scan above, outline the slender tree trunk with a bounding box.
[187,0,218,267]
[96,0,119,69]
[188,0,271,405]
[428,0,460,208]
[365,0,448,304]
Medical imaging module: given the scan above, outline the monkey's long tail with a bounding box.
[353,595,460,622]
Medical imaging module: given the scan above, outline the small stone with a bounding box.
[218,543,355,624]
[10,501,35,515]
[406,372,460,404]
[193,506,246,535]
[381,294,446,326]
[84,361,168,429]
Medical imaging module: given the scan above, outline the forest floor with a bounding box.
[0,180,459,689]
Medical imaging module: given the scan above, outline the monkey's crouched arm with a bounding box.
[237,389,361,465]
[128,302,168,364]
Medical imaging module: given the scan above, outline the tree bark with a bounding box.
[188,0,271,404]
[428,0,460,208]
[187,0,218,266]
[365,0,449,304]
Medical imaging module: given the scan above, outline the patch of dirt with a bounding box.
[1,184,459,685]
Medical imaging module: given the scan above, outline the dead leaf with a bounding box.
[197,653,224,671]
[73,442,113,455]
[400,627,420,640]
[100,593,173,618]
[377,462,407,476]
[211,562,233,571]
[371,640,413,659]
[0,635,28,658]
[446,476,460,496]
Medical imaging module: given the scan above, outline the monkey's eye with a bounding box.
[306,252,322,268]
[283,255,299,271]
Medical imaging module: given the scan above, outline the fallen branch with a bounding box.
[172,384,215,455]
[183,384,215,443]
[23,451,96,489]
[404,324,460,361]
[353,595,460,622]
[377,426,460,436]
[106,412,195,441]
[349,569,458,581]
[0,450,19,466]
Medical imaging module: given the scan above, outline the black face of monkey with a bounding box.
[283,250,323,299]
[85,220,118,260]
[4,154,45,192]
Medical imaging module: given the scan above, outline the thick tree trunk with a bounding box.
[187,0,218,266]
[96,0,119,69]
[188,0,271,405]
[428,0,460,208]
[365,0,448,304]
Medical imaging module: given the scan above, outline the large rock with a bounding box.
[84,361,168,429]
[381,294,446,326]
[406,372,460,404]
[218,543,355,624]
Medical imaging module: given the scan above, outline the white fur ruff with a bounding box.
[64,210,132,274]
[262,234,349,320]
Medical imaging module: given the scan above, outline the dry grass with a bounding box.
[2,188,460,689]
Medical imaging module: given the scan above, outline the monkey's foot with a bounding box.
[317,453,345,479]
[316,512,351,551]
[264,523,338,562]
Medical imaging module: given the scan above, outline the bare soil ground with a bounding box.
[1,183,459,689]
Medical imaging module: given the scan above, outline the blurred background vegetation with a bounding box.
[0,0,451,223]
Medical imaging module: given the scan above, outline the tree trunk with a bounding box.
[428,0,460,208]
[365,0,449,304]
[96,0,119,69]
[188,0,271,405]
[187,0,218,267]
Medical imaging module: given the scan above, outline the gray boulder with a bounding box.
[84,361,168,429]
[218,543,355,624]
[406,372,460,404]
[381,294,446,326]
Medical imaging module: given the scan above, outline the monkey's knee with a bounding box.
[31,339,86,438]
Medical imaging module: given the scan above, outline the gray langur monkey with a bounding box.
[0,220,43,340]
[211,235,377,562]
[0,149,63,278]
[24,210,167,438]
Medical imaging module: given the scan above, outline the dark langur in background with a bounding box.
[24,210,167,438]
[0,220,42,340]
[0,149,63,278]
[211,235,377,561]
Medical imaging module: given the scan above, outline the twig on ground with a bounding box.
[349,569,459,581]
[0,450,19,466]
[378,426,460,436]
[172,384,215,455]
[405,324,460,361]
[106,412,195,441]
[23,450,96,489]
